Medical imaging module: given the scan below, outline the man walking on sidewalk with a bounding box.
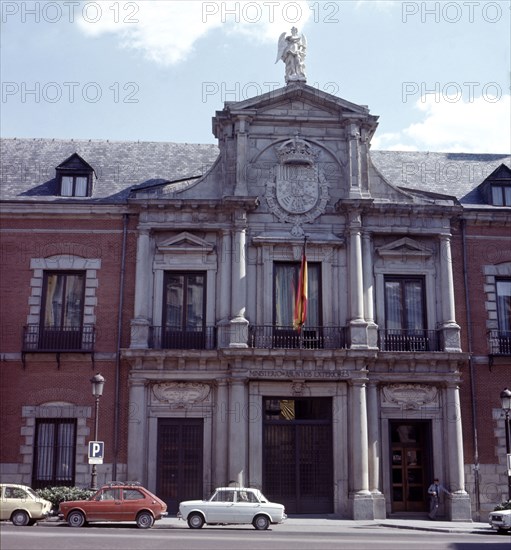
[428,477,450,520]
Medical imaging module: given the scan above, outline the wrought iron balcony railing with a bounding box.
[149,326,217,350]
[378,329,440,352]
[248,325,347,350]
[488,330,511,355]
[22,325,95,352]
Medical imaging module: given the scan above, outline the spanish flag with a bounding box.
[293,243,308,332]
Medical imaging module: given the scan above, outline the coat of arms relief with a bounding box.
[266,136,330,236]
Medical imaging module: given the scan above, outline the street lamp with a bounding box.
[500,387,511,502]
[90,373,105,490]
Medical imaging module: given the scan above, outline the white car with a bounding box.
[0,483,52,526]
[489,508,511,533]
[178,487,286,530]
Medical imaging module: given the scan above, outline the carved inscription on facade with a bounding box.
[152,382,210,408]
[382,383,438,410]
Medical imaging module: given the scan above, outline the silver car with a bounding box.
[178,487,286,530]
[0,483,52,526]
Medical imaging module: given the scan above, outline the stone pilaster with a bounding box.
[127,378,147,484]
[131,228,151,348]
[362,230,378,348]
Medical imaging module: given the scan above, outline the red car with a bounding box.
[59,482,167,529]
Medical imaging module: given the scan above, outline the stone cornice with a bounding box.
[0,202,132,217]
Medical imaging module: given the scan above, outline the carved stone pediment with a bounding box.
[376,237,432,258]
[382,383,438,410]
[157,232,214,254]
[152,382,210,408]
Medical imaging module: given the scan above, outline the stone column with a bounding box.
[439,234,461,352]
[349,377,373,519]
[230,211,248,347]
[362,231,378,348]
[214,380,229,487]
[366,382,379,493]
[228,378,248,486]
[367,382,386,518]
[131,228,151,348]
[445,383,472,520]
[127,378,147,484]
[348,211,368,348]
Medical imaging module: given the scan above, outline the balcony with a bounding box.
[488,330,511,355]
[248,325,347,350]
[149,326,217,350]
[22,324,95,352]
[378,329,440,352]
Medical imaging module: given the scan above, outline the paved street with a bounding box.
[1,517,509,550]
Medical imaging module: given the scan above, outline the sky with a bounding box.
[1,0,510,153]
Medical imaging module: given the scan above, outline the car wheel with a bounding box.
[253,514,270,530]
[67,510,86,528]
[187,512,205,529]
[11,510,30,526]
[136,511,155,529]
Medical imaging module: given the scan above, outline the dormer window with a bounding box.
[491,184,511,206]
[55,153,95,197]
[61,175,89,197]
[478,164,511,206]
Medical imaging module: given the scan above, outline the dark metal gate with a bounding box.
[156,418,203,514]
[263,397,333,514]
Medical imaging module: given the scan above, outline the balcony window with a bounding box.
[162,272,206,349]
[273,262,321,348]
[39,271,85,350]
[32,419,76,488]
[383,276,428,351]
[491,278,511,354]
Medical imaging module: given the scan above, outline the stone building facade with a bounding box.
[1,82,509,521]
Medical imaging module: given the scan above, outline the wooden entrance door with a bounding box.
[390,421,431,513]
[156,418,203,515]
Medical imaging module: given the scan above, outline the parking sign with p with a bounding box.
[88,441,104,464]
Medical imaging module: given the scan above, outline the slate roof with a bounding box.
[0,138,219,203]
[0,138,509,206]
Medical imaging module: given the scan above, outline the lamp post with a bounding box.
[90,373,105,490]
[500,387,511,502]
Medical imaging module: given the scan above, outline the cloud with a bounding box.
[76,1,311,65]
[372,93,511,153]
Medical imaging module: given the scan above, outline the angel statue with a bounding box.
[276,27,307,84]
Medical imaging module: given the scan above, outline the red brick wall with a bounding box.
[0,212,137,468]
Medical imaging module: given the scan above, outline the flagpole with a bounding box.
[299,236,307,349]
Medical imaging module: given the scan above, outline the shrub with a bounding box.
[35,486,95,511]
